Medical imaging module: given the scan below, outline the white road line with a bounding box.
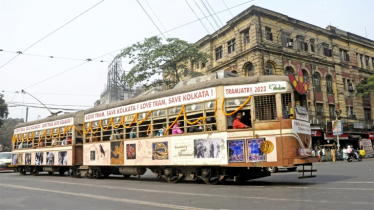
[4,178,373,205]
[0,183,209,210]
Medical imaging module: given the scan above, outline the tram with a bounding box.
[11,75,318,184]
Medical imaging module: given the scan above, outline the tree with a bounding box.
[117,36,210,90]
[0,118,24,151]
[356,74,374,98]
[0,93,9,128]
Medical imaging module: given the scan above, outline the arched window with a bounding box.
[265,64,274,75]
[247,63,254,76]
[326,75,333,93]
[313,73,321,92]
[284,66,294,76]
[302,69,309,82]
[231,70,238,75]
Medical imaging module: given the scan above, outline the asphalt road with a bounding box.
[1,159,373,210]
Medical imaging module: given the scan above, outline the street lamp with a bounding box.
[21,90,62,117]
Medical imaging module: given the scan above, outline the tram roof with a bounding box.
[85,75,291,114]
[14,110,85,129]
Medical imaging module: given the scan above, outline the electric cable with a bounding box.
[200,0,220,29]
[193,0,216,31]
[0,0,105,70]
[205,0,224,26]
[185,0,210,34]
[222,0,234,17]
[145,0,170,37]
[2,90,99,97]
[136,0,167,40]
[9,101,92,107]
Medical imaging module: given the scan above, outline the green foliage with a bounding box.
[0,93,9,128]
[0,118,24,151]
[356,74,374,98]
[117,36,210,90]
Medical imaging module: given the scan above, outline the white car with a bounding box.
[0,152,16,171]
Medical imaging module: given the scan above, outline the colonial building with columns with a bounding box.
[164,5,374,149]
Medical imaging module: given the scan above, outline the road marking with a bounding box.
[0,183,208,210]
[3,178,373,205]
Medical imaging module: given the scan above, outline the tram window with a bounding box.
[281,93,293,119]
[254,95,277,121]
[112,117,124,140]
[153,118,167,137]
[294,91,307,108]
[102,119,111,141]
[225,98,251,129]
[205,111,217,131]
[186,112,205,133]
[139,120,151,138]
[76,130,83,145]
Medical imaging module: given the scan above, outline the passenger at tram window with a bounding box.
[52,138,58,146]
[156,123,166,136]
[61,138,66,145]
[67,137,72,145]
[23,142,27,148]
[130,127,137,139]
[28,142,33,148]
[172,121,184,135]
[18,142,23,149]
[233,112,251,129]
[226,115,235,129]
[92,133,100,142]
[188,121,204,133]
[110,131,120,140]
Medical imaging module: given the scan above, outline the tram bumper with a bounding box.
[293,156,319,165]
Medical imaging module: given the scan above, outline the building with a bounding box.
[168,5,374,149]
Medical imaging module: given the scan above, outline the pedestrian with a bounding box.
[318,147,322,162]
[311,149,316,157]
[342,147,347,160]
[331,147,336,162]
[321,147,327,162]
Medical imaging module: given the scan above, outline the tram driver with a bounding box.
[233,112,251,129]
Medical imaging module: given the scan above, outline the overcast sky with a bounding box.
[1,0,373,122]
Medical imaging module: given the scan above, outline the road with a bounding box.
[1,159,373,210]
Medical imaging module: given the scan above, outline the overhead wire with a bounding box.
[222,0,234,17]
[8,104,83,111]
[2,90,99,97]
[200,0,220,29]
[145,0,170,37]
[9,101,92,107]
[205,0,224,26]
[21,0,254,90]
[185,0,210,34]
[0,0,105,70]
[193,0,216,31]
[136,0,167,40]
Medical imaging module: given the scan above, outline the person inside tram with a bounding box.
[233,112,251,129]
[156,123,166,136]
[130,127,137,139]
[18,142,23,149]
[172,121,184,135]
[189,121,204,133]
[92,133,100,142]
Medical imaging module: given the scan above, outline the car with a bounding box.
[0,152,16,172]
[266,166,297,173]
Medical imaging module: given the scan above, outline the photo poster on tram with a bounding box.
[111,141,124,165]
[83,142,111,165]
[172,132,228,165]
[228,140,245,162]
[247,138,266,162]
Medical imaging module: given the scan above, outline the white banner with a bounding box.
[14,118,74,134]
[223,82,288,98]
[85,87,216,122]
[292,120,311,135]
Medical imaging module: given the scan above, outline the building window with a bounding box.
[196,63,199,69]
[247,63,254,76]
[364,108,372,121]
[302,69,309,82]
[284,66,294,76]
[329,105,335,118]
[316,104,324,116]
[313,73,321,92]
[243,31,250,44]
[326,75,333,93]
[265,64,274,75]
[322,44,331,57]
[201,62,206,68]
[365,56,369,67]
[372,58,374,68]
[360,54,364,67]
[227,39,236,54]
[339,49,349,61]
[265,27,273,41]
[215,46,223,60]
[343,78,346,90]
[310,39,315,52]
[296,35,306,51]
[281,32,291,47]
[231,70,238,75]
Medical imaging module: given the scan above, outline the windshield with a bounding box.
[0,153,11,159]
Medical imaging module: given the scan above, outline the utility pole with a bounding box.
[26,107,28,122]
[334,98,342,150]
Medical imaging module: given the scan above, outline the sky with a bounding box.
[1,0,373,122]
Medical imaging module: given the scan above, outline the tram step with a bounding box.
[297,170,317,173]
[298,175,316,179]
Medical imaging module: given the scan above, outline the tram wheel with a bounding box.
[59,169,66,176]
[31,169,39,176]
[21,170,27,176]
[103,173,110,178]
[166,176,181,184]
[202,177,220,185]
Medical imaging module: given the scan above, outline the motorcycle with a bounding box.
[347,150,362,162]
